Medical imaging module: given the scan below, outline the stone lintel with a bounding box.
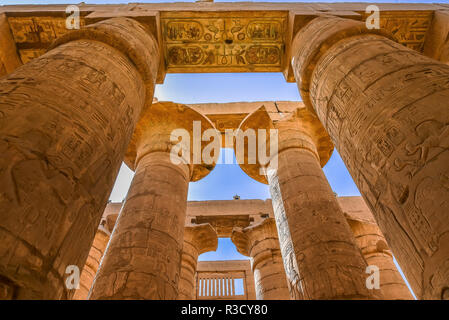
[234,105,333,184]
[184,223,218,255]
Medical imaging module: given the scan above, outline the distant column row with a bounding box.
[0,14,448,300]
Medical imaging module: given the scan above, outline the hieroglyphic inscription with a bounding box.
[161,12,287,72]
[8,16,86,64]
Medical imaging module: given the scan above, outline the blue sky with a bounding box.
[1,0,422,297]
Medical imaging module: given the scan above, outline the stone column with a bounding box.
[89,102,218,300]
[231,218,290,300]
[236,107,379,300]
[178,223,218,300]
[0,14,22,77]
[292,16,449,299]
[0,17,159,299]
[347,218,413,300]
[73,224,111,300]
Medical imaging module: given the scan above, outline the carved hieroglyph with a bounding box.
[178,223,218,300]
[3,6,439,74]
[235,107,380,300]
[161,11,287,73]
[89,102,218,300]
[0,17,159,299]
[232,218,290,300]
[292,16,449,299]
[73,227,110,300]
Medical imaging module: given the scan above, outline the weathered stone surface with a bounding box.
[0,17,158,299]
[232,218,290,300]
[2,3,446,80]
[73,228,110,300]
[162,11,287,73]
[1,2,447,301]
[0,14,22,77]
[196,260,256,300]
[178,223,218,300]
[89,196,414,300]
[89,102,217,300]
[236,107,379,299]
[423,10,449,63]
[347,218,413,300]
[292,15,449,299]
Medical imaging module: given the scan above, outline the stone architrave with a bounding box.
[0,17,159,299]
[231,218,290,300]
[178,223,218,300]
[89,102,219,300]
[235,106,381,300]
[292,15,449,299]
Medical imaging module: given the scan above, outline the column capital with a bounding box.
[184,223,218,255]
[232,218,278,257]
[124,101,219,181]
[291,15,395,111]
[234,105,333,184]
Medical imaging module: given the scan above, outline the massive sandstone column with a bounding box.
[73,224,111,300]
[178,223,218,300]
[347,217,413,300]
[0,17,159,299]
[291,15,449,299]
[231,218,290,300]
[423,10,449,64]
[236,107,380,300]
[89,102,218,300]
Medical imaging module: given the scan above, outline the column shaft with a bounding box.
[252,243,290,300]
[89,152,189,299]
[178,223,217,300]
[269,146,376,299]
[292,16,449,299]
[0,18,158,299]
[73,229,110,300]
